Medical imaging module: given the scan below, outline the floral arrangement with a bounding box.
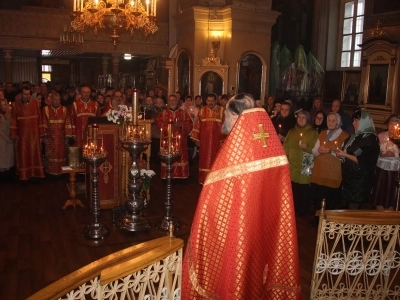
[140,169,156,191]
[106,105,132,125]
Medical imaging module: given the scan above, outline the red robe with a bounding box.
[41,105,73,175]
[10,99,45,180]
[182,108,301,299]
[190,105,225,184]
[156,108,193,179]
[70,99,99,147]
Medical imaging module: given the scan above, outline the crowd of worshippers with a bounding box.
[1,81,397,218]
[266,95,397,227]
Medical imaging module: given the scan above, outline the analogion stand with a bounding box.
[61,166,86,210]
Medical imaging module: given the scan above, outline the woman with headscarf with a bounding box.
[283,110,318,216]
[308,112,349,226]
[335,108,380,209]
[370,115,400,210]
[313,110,327,134]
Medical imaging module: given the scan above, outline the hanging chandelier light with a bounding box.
[71,0,158,46]
[60,25,84,48]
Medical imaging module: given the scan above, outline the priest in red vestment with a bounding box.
[10,87,45,180]
[181,93,301,299]
[191,93,225,184]
[156,94,193,179]
[41,93,73,175]
[70,85,100,147]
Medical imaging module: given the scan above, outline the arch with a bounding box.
[176,49,191,96]
[236,51,267,101]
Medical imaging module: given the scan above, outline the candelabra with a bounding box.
[156,120,182,231]
[115,89,152,231]
[82,124,109,239]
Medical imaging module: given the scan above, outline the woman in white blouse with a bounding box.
[370,116,400,210]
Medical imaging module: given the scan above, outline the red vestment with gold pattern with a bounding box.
[10,99,45,180]
[41,105,73,175]
[181,108,301,299]
[156,108,193,179]
[191,105,225,184]
[70,99,99,147]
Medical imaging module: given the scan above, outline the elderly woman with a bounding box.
[335,108,380,209]
[0,97,14,180]
[283,110,318,216]
[370,115,400,210]
[308,112,349,226]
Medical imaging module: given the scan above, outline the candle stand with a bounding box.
[155,150,182,231]
[82,124,109,239]
[115,137,152,232]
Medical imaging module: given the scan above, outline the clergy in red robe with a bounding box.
[10,87,45,180]
[191,93,225,184]
[156,94,193,179]
[70,85,100,147]
[182,94,301,299]
[41,93,73,175]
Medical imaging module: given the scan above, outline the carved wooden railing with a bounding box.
[27,236,183,300]
[310,202,400,300]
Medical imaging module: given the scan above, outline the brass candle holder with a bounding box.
[156,119,182,231]
[82,124,109,239]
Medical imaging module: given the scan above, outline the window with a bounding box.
[42,65,52,72]
[340,0,364,68]
[42,65,52,83]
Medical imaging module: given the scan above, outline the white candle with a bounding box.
[132,88,138,125]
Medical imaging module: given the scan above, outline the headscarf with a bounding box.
[344,108,376,152]
[326,112,342,141]
[295,109,310,128]
[313,110,327,133]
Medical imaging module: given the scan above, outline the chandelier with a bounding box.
[60,26,84,48]
[71,0,158,46]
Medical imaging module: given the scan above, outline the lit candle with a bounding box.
[132,88,139,125]
[92,124,98,151]
[168,119,173,153]
[101,134,104,149]
[386,137,389,152]
[299,133,302,145]
[160,128,163,150]
[334,141,338,149]
[279,124,281,134]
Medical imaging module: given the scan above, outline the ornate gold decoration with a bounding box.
[71,0,158,46]
[367,20,387,39]
[252,124,269,147]
[99,160,113,183]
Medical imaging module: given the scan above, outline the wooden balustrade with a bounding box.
[27,236,184,300]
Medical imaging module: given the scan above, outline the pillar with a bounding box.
[3,50,13,83]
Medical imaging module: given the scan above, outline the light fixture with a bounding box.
[41,50,51,56]
[60,25,84,48]
[71,0,158,46]
[124,53,132,60]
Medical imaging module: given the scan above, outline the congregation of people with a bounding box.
[0,80,398,219]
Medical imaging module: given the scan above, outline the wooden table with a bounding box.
[61,167,86,210]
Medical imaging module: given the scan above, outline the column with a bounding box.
[165,58,175,96]
[3,50,13,83]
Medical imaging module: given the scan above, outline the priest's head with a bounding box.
[221,93,255,134]
[167,94,179,110]
[51,93,61,108]
[80,85,91,102]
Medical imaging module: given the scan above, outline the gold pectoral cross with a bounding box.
[253,124,269,147]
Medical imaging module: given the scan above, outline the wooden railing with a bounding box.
[27,236,184,300]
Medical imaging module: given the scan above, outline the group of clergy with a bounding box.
[3,83,231,183]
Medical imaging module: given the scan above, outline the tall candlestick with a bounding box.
[132,88,139,126]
